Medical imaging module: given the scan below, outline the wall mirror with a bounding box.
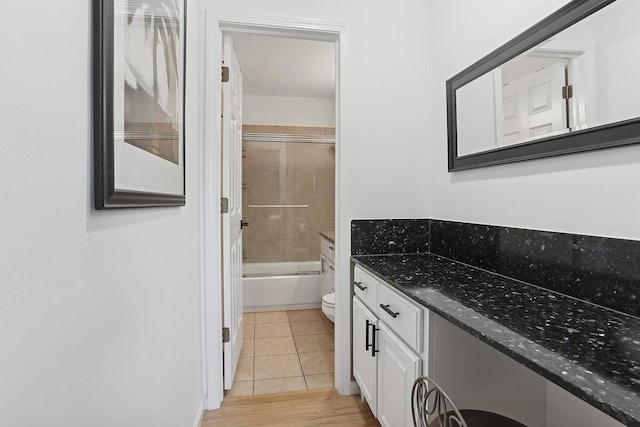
[447,0,640,171]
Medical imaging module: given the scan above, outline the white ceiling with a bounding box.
[227,32,336,99]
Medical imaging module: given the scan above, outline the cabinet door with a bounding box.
[320,255,330,297]
[328,259,335,292]
[353,297,378,416]
[377,322,421,427]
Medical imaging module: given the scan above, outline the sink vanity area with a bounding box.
[362,2,640,423]
[346,1,640,425]
[350,219,640,427]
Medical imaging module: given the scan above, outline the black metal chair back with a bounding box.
[411,376,468,427]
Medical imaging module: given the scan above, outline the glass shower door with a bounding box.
[241,126,335,277]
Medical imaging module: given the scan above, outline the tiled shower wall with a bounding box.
[242,125,335,263]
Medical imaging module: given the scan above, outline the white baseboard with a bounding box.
[192,400,205,427]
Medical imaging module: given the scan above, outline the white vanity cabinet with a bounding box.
[320,234,335,297]
[352,265,425,427]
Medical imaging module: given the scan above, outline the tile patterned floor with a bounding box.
[227,308,335,396]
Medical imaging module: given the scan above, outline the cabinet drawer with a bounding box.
[321,237,335,262]
[377,283,423,353]
[353,266,378,312]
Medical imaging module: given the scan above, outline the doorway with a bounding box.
[201,11,350,410]
[225,30,336,395]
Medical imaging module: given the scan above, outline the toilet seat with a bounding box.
[322,292,335,307]
[321,292,335,322]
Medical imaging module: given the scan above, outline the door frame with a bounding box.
[200,10,352,410]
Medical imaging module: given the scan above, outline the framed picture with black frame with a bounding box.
[93,0,186,209]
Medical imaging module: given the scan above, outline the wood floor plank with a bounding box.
[202,389,380,426]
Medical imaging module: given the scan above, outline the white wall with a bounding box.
[0,1,204,426]
[432,316,547,427]
[244,95,335,127]
[546,381,625,427]
[433,316,625,427]
[427,0,640,241]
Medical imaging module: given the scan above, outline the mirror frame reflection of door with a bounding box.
[447,0,640,172]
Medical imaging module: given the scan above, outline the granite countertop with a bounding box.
[352,253,640,427]
[320,230,335,243]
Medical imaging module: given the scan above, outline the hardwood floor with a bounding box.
[201,388,381,426]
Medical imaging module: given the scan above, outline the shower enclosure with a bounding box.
[241,125,335,311]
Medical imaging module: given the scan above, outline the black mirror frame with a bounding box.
[446,0,640,172]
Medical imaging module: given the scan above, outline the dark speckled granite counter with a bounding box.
[352,253,640,426]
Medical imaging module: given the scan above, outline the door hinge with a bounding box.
[222,66,230,83]
[222,327,230,343]
[562,84,573,100]
[221,197,229,213]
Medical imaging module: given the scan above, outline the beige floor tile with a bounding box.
[235,357,254,381]
[240,339,254,358]
[226,381,253,397]
[244,312,255,325]
[294,333,334,353]
[255,322,292,339]
[305,373,334,390]
[254,311,289,324]
[254,354,303,380]
[299,351,334,375]
[291,320,329,336]
[255,336,297,356]
[287,309,322,322]
[254,377,307,395]
[244,322,255,339]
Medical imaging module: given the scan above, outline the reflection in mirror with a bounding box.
[452,0,640,166]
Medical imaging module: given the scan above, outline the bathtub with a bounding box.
[242,261,321,312]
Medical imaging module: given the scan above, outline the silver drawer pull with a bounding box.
[354,281,367,291]
[380,304,399,318]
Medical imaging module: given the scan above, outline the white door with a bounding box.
[377,322,421,427]
[501,60,568,146]
[222,35,244,390]
[353,297,378,416]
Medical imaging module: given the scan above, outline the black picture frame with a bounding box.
[446,0,640,172]
[93,0,186,208]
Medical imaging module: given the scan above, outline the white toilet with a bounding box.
[321,292,335,322]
